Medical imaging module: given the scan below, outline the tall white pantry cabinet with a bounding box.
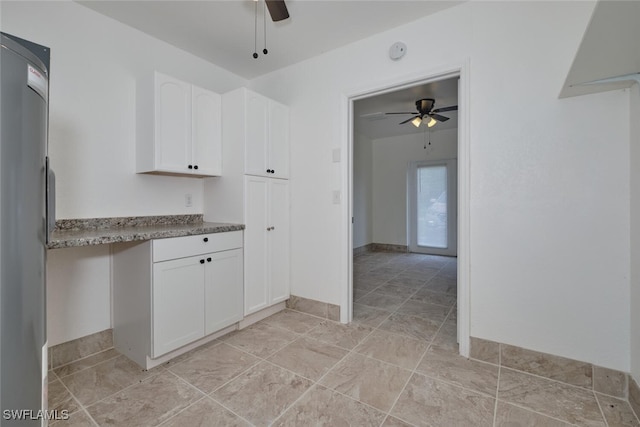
[205,87,290,316]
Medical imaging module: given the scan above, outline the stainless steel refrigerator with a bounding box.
[0,32,51,425]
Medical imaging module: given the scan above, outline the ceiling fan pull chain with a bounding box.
[252,0,258,59]
[263,0,268,55]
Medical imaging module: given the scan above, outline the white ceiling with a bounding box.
[354,77,459,140]
[77,0,463,80]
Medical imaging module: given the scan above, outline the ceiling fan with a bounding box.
[265,0,289,21]
[386,98,458,128]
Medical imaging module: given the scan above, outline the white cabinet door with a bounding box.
[204,249,243,335]
[245,93,269,177]
[152,256,205,357]
[269,179,290,303]
[244,176,269,314]
[268,101,290,179]
[155,74,192,173]
[192,86,222,176]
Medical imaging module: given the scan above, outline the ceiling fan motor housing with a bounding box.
[417,98,435,115]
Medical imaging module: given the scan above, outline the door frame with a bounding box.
[408,159,458,256]
[339,60,471,358]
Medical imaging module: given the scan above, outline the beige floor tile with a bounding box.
[53,348,121,379]
[400,267,440,280]
[352,303,391,328]
[222,322,297,358]
[167,343,259,394]
[593,366,628,398]
[86,371,203,427]
[382,415,415,426]
[423,276,457,294]
[356,291,407,311]
[60,355,161,406]
[212,362,312,426]
[494,401,573,426]
[498,368,606,426]
[50,410,95,427]
[268,337,348,381]
[306,320,373,350]
[354,330,429,370]
[378,313,441,341]
[273,385,386,426]
[386,274,429,289]
[431,318,458,352]
[374,283,419,299]
[319,353,412,412]
[501,344,592,388]
[354,287,375,302]
[410,288,457,307]
[261,309,325,334]
[416,344,499,396]
[596,393,640,427]
[396,300,451,323]
[353,277,383,292]
[160,397,251,427]
[390,373,495,427]
[48,379,81,415]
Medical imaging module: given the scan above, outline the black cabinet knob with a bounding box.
[272,169,275,174]
[199,259,205,264]
[207,257,212,262]
[266,169,270,173]
[194,165,199,170]
[203,237,209,242]
[188,165,193,169]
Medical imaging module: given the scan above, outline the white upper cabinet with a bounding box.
[243,90,289,179]
[137,72,221,177]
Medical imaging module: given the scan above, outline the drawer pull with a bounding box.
[203,237,209,242]
[199,259,205,264]
[207,257,212,262]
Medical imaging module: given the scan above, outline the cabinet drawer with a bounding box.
[153,231,242,262]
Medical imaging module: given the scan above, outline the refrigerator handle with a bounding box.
[46,156,55,242]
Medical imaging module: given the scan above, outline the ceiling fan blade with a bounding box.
[265,0,290,21]
[432,105,458,113]
[399,115,420,125]
[385,112,420,115]
[429,113,450,122]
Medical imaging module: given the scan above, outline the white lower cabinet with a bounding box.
[244,176,290,315]
[113,231,243,368]
[152,256,205,357]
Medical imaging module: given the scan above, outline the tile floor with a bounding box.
[48,252,639,426]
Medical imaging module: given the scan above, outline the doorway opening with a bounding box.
[341,62,470,357]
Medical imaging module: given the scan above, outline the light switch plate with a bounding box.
[332,148,341,163]
[332,190,341,204]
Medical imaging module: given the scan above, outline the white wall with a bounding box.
[251,1,632,370]
[372,129,457,246]
[2,1,247,345]
[630,83,640,383]
[353,132,373,248]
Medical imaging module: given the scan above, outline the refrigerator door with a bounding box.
[1,33,49,425]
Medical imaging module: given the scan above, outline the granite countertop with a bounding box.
[47,214,244,249]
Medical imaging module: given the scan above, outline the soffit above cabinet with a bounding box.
[560,0,640,99]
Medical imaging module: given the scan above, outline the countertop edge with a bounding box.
[47,223,245,250]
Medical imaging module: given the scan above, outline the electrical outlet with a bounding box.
[185,193,192,207]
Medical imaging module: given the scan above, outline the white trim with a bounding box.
[340,60,471,358]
